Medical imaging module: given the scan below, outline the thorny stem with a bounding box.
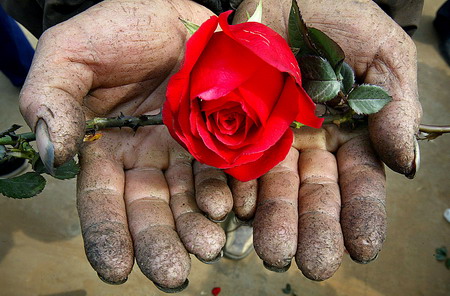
[0,113,164,147]
[85,113,163,134]
[0,115,448,149]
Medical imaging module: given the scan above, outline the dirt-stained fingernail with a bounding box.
[406,136,420,179]
[208,213,228,223]
[351,252,379,264]
[263,260,291,273]
[196,250,223,264]
[154,279,189,293]
[36,119,55,175]
[97,273,128,285]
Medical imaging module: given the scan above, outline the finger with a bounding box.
[124,168,190,291]
[20,32,90,167]
[253,147,299,271]
[166,143,226,263]
[366,34,422,177]
[296,149,344,281]
[229,177,258,221]
[77,142,133,284]
[193,161,233,222]
[337,135,386,263]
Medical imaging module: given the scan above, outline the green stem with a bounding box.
[6,150,36,160]
[1,115,449,148]
[0,132,36,145]
[419,124,450,134]
[0,124,21,137]
[0,113,164,146]
[321,110,356,125]
[85,113,163,133]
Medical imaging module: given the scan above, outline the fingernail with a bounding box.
[263,260,291,273]
[208,213,228,223]
[196,250,223,264]
[97,273,128,285]
[406,136,420,179]
[154,279,189,293]
[234,216,253,226]
[351,252,379,264]
[36,119,55,175]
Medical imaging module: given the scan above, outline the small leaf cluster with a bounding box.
[0,125,79,199]
[288,0,391,120]
[435,247,450,270]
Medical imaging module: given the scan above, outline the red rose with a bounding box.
[163,11,323,181]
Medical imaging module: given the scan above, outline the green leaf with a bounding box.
[299,55,337,81]
[52,159,80,180]
[287,0,315,56]
[340,62,355,94]
[303,80,341,103]
[287,0,345,73]
[347,84,392,115]
[436,252,447,261]
[33,157,80,180]
[299,55,340,102]
[0,172,46,199]
[282,283,292,294]
[247,0,263,23]
[179,18,200,35]
[307,27,345,73]
[436,247,447,256]
[435,247,448,261]
[445,258,450,270]
[0,145,6,162]
[32,157,46,174]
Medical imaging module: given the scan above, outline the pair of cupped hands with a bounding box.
[19,0,421,291]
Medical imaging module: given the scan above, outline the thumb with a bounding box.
[364,30,422,178]
[19,27,93,170]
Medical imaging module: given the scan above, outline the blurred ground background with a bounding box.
[0,0,449,295]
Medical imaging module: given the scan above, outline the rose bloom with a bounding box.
[163,11,323,182]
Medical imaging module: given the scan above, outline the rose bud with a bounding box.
[163,11,323,181]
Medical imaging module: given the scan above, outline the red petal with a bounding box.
[190,32,264,100]
[294,87,324,128]
[215,108,245,135]
[201,90,260,124]
[237,76,300,154]
[212,287,221,296]
[164,14,218,129]
[236,62,284,124]
[219,11,301,84]
[225,129,293,181]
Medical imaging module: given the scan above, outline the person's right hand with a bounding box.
[18,0,228,291]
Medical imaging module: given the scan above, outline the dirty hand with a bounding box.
[230,126,386,280]
[219,0,420,280]
[18,0,226,291]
